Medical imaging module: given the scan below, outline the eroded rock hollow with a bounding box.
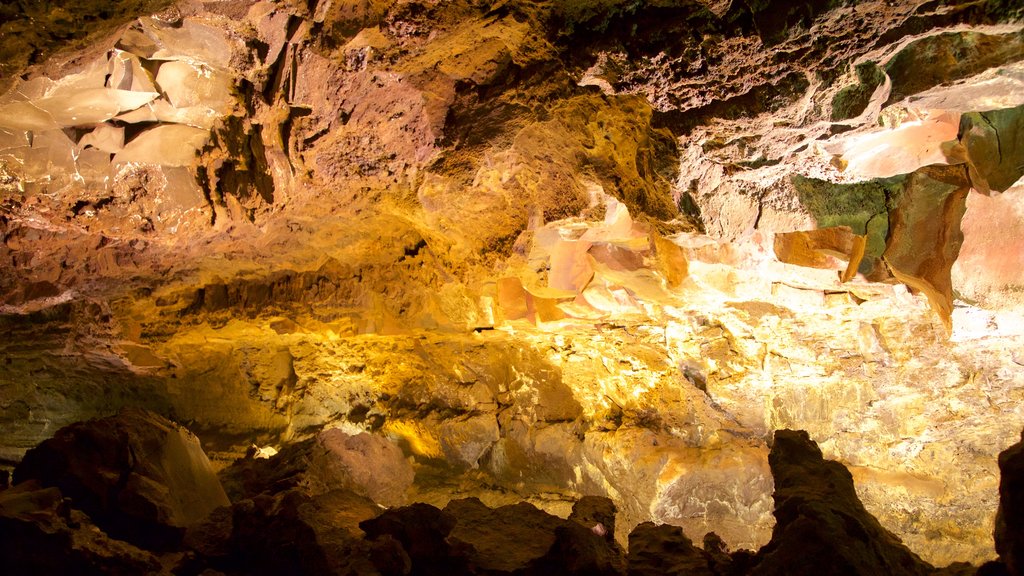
[2,0,1024,572]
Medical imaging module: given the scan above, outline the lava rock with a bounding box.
[626,522,717,576]
[361,502,466,576]
[12,408,229,550]
[214,488,398,576]
[748,429,931,576]
[361,496,626,576]
[569,495,619,541]
[220,427,414,507]
[996,430,1024,576]
[0,480,161,575]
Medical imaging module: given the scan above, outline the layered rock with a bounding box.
[1,0,1024,568]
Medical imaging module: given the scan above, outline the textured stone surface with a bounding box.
[882,165,971,331]
[1,0,1024,569]
[12,408,229,549]
[626,522,719,576]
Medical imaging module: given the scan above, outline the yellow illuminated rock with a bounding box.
[2,0,1024,570]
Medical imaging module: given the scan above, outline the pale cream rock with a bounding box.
[155,61,233,114]
[107,50,158,93]
[114,125,209,167]
[828,110,960,179]
[78,124,126,154]
[119,18,233,68]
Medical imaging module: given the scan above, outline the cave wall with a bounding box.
[2,0,1024,566]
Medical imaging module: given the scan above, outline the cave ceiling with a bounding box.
[1,0,1024,566]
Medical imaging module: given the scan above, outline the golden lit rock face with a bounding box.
[2,0,1024,568]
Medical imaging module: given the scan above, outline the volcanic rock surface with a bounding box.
[1,0,1024,569]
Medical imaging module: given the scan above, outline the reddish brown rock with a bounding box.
[626,522,718,576]
[220,428,413,507]
[882,165,971,331]
[773,226,867,282]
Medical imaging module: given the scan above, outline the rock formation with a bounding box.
[749,429,930,575]
[12,408,230,550]
[7,411,1022,574]
[997,431,1024,575]
[1,0,1024,570]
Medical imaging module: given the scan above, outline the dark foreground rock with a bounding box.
[361,496,626,576]
[996,430,1024,576]
[6,411,1024,575]
[12,408,229,550]
[748,429,932,576]
[0,480,161,575]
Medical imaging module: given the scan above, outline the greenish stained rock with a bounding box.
[831,62,885,121]
[960,103,1024,195]
[884,30,1024,106]
[791,174,905,274]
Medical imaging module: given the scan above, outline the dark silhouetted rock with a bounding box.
[530,521,625,576]
[443,498,567,574]
[570,495,618,541]
[361,496,625,576]
[0,480,161,575]
[12,408,229,550]
[748,429,931,576]
[979,561,1013,576]
[183,487,396,576]
[996,430,1024,576]
[626,522,716,576]
[361,502,465,576]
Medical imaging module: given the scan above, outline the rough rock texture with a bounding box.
[220,426,414,507]
[8,411,1024,574]
[626,522,723,576]
[361,495,627,576]
[882,165,971,330]
[1,0,1024,569]
[12,408,229,549]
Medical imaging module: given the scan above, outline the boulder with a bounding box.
[361,502,466,576]
[960,104,1024,195]
[12,408,229,550]
[0,480,161,575]
[217,488,398,576]
[220,427,414,506]
[361,496,625,576]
